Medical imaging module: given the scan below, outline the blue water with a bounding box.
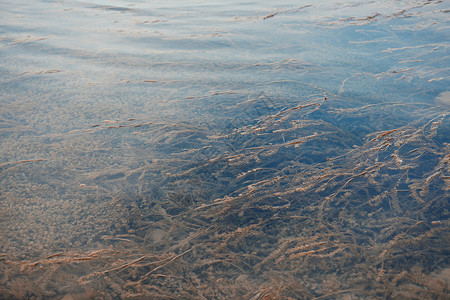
[1,0,449,298]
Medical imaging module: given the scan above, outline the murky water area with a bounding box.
[1,0,449,299]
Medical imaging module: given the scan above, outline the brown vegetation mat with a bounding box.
[1,91,448,299]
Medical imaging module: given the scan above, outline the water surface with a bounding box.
[1,0,449,299]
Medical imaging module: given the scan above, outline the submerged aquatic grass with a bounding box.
[0,0,449,299]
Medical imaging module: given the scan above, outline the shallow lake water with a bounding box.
[1,0,449,299]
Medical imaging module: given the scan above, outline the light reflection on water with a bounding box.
[0,0,449,298]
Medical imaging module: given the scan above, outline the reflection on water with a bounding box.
[0,0,449,299]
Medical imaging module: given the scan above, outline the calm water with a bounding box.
[1,0,449,299]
